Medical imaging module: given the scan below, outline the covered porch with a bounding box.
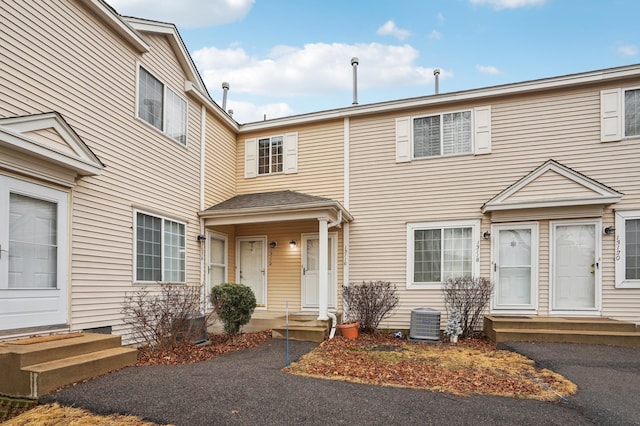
[199,190,353,339]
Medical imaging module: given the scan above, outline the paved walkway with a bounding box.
[40,339,639,425]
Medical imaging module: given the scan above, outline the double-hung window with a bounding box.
[135,211,185,282]
[407,220,480,287]
[413,110,472,158]
[615,210,640,288]
[137,66,187,145]
[625,88,640,137]
[258,136,284,175]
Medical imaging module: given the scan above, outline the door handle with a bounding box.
[302,267,306,276]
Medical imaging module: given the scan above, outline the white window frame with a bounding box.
[407,219,481,289]
[258,135,284,175]
[615,210,640,288]
[134,210,186,283]
[412,109,473,159]
[136,65,188,146]
[623,87,640,139]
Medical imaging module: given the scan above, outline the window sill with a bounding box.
[407,283,443,290]
[615,280,640,289]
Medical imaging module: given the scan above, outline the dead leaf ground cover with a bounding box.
[285,333,577,401]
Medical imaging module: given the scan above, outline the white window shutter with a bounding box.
[395,117,411,163]
[284,132,298,174]
[244,138,257,178]
[601,89,622,142]
[474,106,491,155]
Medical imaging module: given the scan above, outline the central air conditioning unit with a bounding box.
[409,307,441,342]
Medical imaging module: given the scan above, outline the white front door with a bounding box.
[0,175,69,330]
[301,233,336,309]
[492,223,538,311]
[236,237,266,307]
[552,221,599,312]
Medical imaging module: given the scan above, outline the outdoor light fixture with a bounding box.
[482,231,491,240]
[269,241,277,249]
[196,234,206,242]
[289,240,297,248]
[604,226,615,235]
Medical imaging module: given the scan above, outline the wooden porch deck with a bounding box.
[484,315,640,348]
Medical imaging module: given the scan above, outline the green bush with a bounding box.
[210,283,257,336]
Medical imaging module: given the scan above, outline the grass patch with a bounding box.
[2,403,164,425]
[285,334,577,401]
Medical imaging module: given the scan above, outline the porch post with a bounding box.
[317,217,329,320]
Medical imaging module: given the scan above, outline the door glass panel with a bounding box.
[239,240,264,306]
[302,236,336,309]
[554,224,596,309]
[497,228,532,306]
[9,193,57,289]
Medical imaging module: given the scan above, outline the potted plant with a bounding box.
[336,319,360,339]
[445,308,462,343]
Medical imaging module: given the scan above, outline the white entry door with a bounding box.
[236,237,266,307]
[301,233,336,309]
[552,221,599,311]
[0,176,69,330]
[492,223,538,310]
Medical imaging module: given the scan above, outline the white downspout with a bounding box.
[327,312,337,339]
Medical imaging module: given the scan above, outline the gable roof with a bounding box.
[0,112,104,177]
[200,190,353,226]
[482,159,622,213]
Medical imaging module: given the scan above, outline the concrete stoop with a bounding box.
[0,333,137,399]
[485,316,640,348]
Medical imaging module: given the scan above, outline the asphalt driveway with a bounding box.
[40,339,639,425]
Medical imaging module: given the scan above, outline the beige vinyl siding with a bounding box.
[507,170,597,201]
[1,1,204,338]
[204,111,236,207]
[348,85,640,329]
[234,221,344,313]
[237,120,344,202]
[24,128,76,154]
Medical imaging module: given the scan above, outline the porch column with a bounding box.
[317,217,329,320]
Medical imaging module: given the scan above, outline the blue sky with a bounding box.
[111,0,639,123]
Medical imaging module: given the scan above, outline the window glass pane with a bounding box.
[136,213,161,281]
[209,237,226,288]
[8,193,57,288]
[164,220,185,282]
[138,67,163,130]
[165,89,187,145]
[271,136,283,173]
[258,138,270,175]
[443,227,472,280]
[414,229,441,282]
[626,218,640,279]
[443,111,472,155]
[209,238,225,265]
[625,89,640,137]
[414,116,441,157]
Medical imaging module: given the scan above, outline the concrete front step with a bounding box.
[0,333,137,399]
[272,326,327,343]
[24,346,137,398]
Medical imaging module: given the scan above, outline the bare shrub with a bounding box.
[122,283,214,350]
[342,280,399,334]
[442,277,493,338]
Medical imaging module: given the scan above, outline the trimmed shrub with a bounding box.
[442,277,493,338]
[210,283,257,337]
[342,280,399,334]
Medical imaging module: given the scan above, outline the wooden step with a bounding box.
[272,326,327,343]
[23,346,138,398]
[0,333,137,399]
[492,327,640,348]
[485,316,637,332]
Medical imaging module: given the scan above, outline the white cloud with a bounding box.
[469,0,546,9]
[428,30,442,40]
[617,44,638,57]
[193,42,434,97]
[437,12,445,24]
[109,0,254,28]
[476,64,502,74]
[376,20,410,40]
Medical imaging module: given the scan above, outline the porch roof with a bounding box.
[199,190,353,226]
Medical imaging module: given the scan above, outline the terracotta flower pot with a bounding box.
[337,321,360,339]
